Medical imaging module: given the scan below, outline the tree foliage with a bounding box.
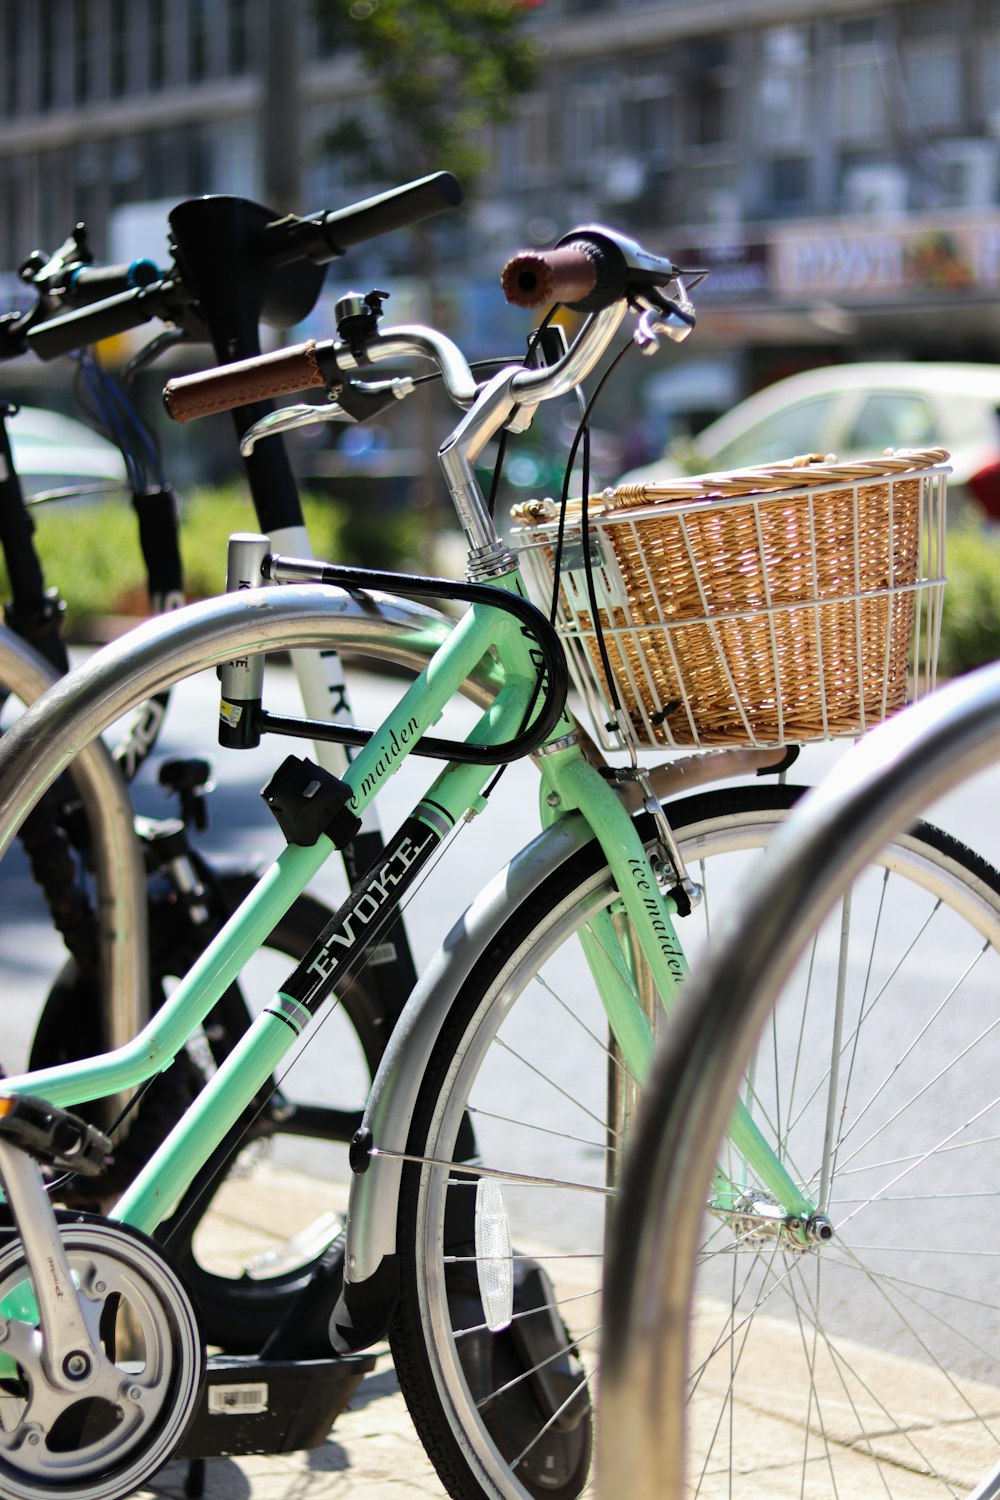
[311,0,541,190]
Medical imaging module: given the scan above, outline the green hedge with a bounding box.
[12,483,426,639]
[936,521,1000,679]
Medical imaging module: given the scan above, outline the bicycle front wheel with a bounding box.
[388,783,1000,1500]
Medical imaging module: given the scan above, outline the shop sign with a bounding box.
[676,241,769,300]
[772,213,1000,299]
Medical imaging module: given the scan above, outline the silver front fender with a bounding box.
[340,748,792,1299]
[342,810,595,1295]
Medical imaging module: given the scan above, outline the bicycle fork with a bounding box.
[538,745,821,1237]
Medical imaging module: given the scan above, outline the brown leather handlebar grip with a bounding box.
[163,340,327,423]
[500,246,597,309]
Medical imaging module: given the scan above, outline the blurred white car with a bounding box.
[620,363,1000,519]
[6,405,127,498]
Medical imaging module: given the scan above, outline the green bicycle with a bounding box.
[0,224,975,1500]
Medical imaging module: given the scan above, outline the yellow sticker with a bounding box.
[219,700,243,727]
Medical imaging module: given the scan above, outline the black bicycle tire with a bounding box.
[388,782,1000,1500]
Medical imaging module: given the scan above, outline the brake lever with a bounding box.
[123,326,191,383]
[240,376,415,456]
[240,401,349,456]
[632,277,697,355]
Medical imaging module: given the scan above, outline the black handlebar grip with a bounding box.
[27,283,159,361]
[321,170,462,250]
[267,171,463,266]
[66,259,162,304]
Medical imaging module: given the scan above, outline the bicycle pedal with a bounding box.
[174,1352,375,1459]
[0,1094,111,1175]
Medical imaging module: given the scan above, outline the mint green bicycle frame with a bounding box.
[0,561,815,1252]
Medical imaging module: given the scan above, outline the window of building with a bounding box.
[982,38,1000,128]
[110,0,131,97]
[768,157,811,211]
[74,140,106,236]
[38,148,71,250]
[628,82,674,166]
[0,158,21,271]
[1,4,20,116]
[678,38,735,153]
[109,138,143,206]
[185,123,214,195]
[757,26,812,151]
[150,0,168,88]
[313,5,343,57]
[899,2,962,132]
[566,66,620,165]
[831,16,888,142]
[141,129,191,203]
[227,0,252,73]
[977,0,1000,132]
[39,3,59,110]
[214,117,258,199]
[686,83,729,148]
[74,0,98,104]
[496,96,551,187]
[188,0,213,81]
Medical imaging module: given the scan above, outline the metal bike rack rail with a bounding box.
[0,626,147,1059]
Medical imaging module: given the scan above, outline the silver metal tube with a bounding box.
[597,658,1000,1500]
[437,303,630,555]
[509,303,629,404]
[220,533,269,706]
[337,325,480,408]
[0,627,147,1060]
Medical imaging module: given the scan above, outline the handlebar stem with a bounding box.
[439,367,522,564]
[509,303,629,405]
[438,302,631,567]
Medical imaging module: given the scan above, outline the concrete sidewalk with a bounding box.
[145,1354,446,1500]
[135,1162,989,1500]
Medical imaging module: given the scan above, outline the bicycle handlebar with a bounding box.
[161,225,695,427]
[24,172,464,363]
[26,278,195,362]
[500,226,683,312]
[163,340,328,423]
[263,171,462,267]
[65,258,162,303]
[501,245,599,309]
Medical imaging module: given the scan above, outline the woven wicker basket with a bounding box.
[512,448,948,752]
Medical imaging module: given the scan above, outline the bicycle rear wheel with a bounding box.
[389,784,1000,1500]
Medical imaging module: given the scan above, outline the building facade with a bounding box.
[1,0,999,411]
